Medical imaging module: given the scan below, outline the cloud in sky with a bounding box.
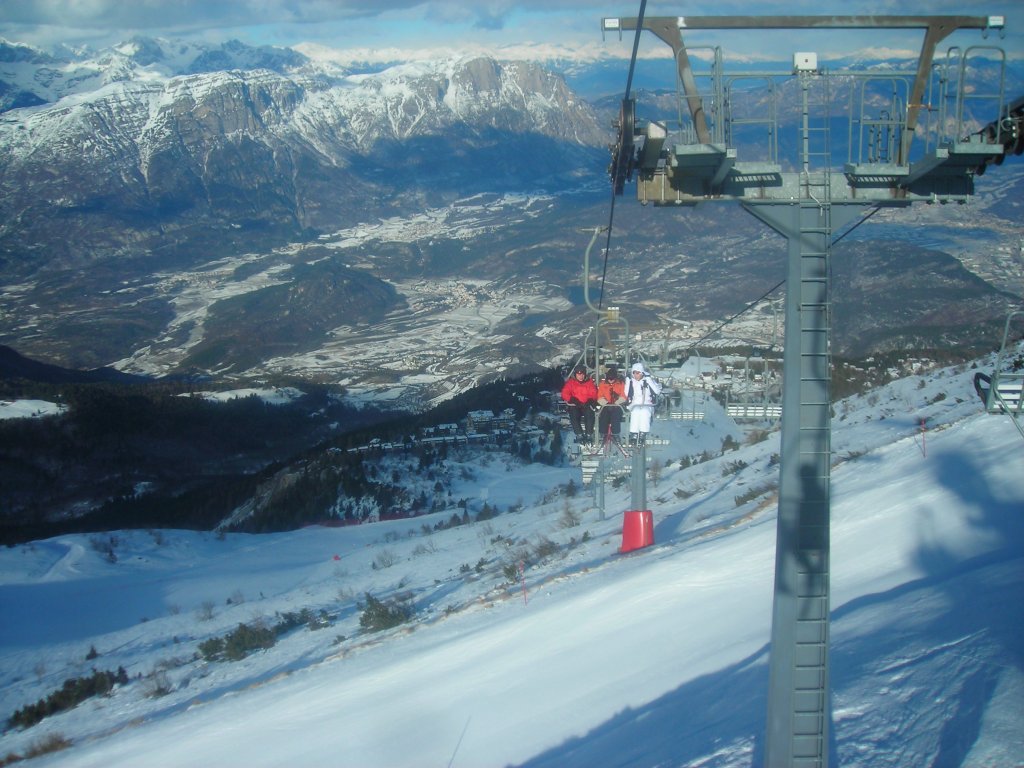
[0,0,1020,65]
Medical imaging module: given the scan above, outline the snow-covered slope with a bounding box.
[1,355,1022,766]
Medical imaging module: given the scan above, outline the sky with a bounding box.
[0,0,1021,66]
[1,352,1022,766]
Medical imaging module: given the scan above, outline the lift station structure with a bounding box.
[601,13,1020,768]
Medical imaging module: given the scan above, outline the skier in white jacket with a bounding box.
[625,362,662,446]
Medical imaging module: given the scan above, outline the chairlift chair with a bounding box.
[973,310,1024,439]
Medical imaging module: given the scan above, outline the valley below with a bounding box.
[3,168,1021,413]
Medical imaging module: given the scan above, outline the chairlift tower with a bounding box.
[602,13,1017,768]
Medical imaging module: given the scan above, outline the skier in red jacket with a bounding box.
[561,365,598,446]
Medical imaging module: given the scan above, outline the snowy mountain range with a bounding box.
[1,352,1021,766]
[0,36,605,255]
[1,36,1022,406]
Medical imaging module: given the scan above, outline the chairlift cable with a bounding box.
[692,279,786,350]
[690,207,880,350]
[599,0,648,310]
[831,205,881,246]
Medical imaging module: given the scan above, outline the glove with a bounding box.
[569,397,581,406]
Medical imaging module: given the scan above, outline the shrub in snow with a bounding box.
[412,540,437,557]
[5,732,73,762]
[297,608,331,631]
[8,668,129,730]
[198,610,329,663]
[745,429,770,445]
[143,670,172,699]
[502,562,520,584]
[199,622,276,662]
[89,535,118,563]
[372,549,396,569]
[530,535,559,561]
[721,459,748,477]
[359,593,412,633]
[734,483,776,508]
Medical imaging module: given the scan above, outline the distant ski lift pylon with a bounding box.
[658,361,708,422]
[974,310,1024,439]
[724,346,783,423]
[664,386,707,422]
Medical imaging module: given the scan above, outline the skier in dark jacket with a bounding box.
[596,365,627,444]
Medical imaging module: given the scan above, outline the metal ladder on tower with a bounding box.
[791,66,833,767]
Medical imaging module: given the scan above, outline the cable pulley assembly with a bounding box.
[609,97,637,195]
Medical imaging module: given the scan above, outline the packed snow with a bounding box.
[0,399,66,420]
[188,387,305,406]
[1,356,1022,767]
